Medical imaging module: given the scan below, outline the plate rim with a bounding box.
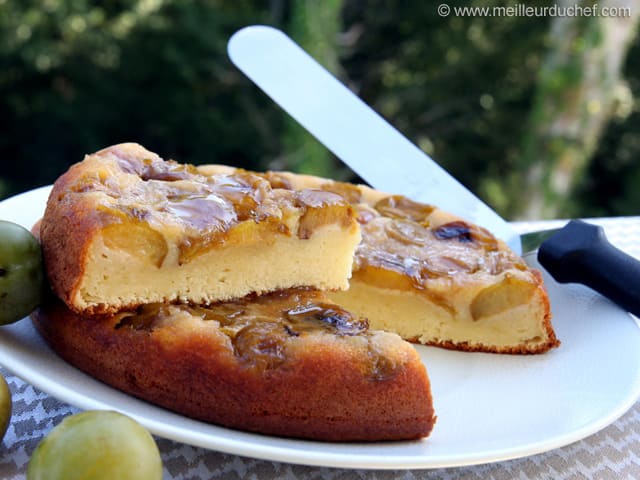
[2,316,639,470]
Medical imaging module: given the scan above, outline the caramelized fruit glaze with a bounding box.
[266,172,528,283]
[112,288,400,380]
[64,146,356,266]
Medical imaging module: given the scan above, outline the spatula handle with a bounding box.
[538,220,640,317]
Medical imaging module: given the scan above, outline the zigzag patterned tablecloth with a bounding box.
[1,217,639,480]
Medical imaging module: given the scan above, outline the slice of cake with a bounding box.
[200,166,559,354]
[32,288,436,441]
[39,144,361,314]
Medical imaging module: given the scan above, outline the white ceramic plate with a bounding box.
[1,187,640,470]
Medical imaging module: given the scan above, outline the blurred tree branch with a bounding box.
[272,0,350,180]
[515,0,640,219]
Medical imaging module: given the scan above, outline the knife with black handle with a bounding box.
[523,220,640,317]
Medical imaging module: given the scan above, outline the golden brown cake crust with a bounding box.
[31,289,436,442]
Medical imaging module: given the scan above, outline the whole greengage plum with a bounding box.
[0,220,44,325]
[27,410,163,480]
[0,372,11,444]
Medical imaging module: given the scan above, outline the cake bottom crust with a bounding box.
[31,292,436,442]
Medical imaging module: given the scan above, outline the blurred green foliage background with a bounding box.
[1,0,639,220]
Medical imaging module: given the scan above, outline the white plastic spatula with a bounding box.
[226,25,521,253]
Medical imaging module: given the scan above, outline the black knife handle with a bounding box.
[538,220,640,317]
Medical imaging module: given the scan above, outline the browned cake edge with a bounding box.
[423,268,556,355]
[31,299,437,442]
[39,164,96,311]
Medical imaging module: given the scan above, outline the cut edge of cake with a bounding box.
[39,144,362,314]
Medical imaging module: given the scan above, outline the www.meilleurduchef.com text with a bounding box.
[437,3,632,18]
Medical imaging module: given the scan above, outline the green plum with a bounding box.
[27,410,163,480]
[0,220,44,325]
[0,372,11,443]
